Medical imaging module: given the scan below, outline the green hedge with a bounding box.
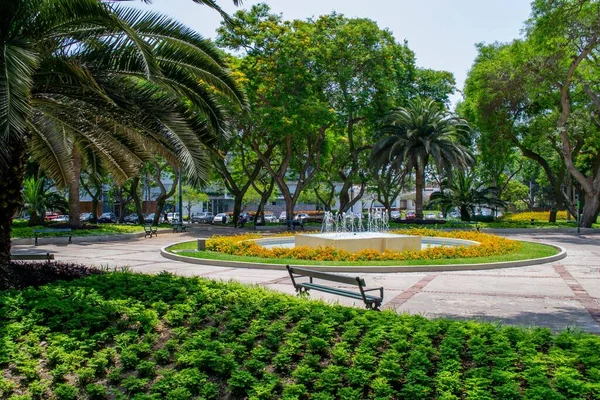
[1,273,599,399]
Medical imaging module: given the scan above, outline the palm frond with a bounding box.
[0,40,38,166]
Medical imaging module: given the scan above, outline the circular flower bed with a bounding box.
[205,229,521,262]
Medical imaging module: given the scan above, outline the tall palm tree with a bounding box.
[371,97,473,219]
[0,0,246,262]
[428,172,505,221]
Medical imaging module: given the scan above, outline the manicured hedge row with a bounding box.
[1,272,599,399]
[206,229,521,262]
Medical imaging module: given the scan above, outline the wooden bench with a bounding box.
[143,225,157,238]
[171,222,186,233]
[11,253,55,261]
[286,265,384,310]
[33,228,72,246]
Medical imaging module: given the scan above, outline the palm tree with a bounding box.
[428,172,505,221]
[0,0,246,262]
[21,176,68,227]
[371,97,473,219]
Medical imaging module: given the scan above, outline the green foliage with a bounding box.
[1,272,599,399]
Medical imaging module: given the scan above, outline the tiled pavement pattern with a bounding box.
[12,226,600,333]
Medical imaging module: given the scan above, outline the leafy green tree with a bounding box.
[413,68,456,106]
[217,5,335,224]
[462,40,577,222]
[501,180,531,210]
[371,97,473,219]
[428,172,505,221]
[525,0,600,226]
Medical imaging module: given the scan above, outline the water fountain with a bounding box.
[295,209,421,253]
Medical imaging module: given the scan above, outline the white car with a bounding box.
[390,211,401,220]
[53,215,69,223]
[294,213,310,222]
[213,213,229,224]
[264,212,278,223]
[167,212,180,223]
[279,211,288,223]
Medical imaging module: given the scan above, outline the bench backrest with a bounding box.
[33,228,72,233]
[287,266,365,287]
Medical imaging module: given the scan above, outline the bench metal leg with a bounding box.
[68,235,72,244]
[35,236,38,246]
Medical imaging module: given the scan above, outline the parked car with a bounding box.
[424,213,437,220]
[123,213,140,224]
[166,212,180,223]
[213,213,229,224]
[263,212,278,223]
[405,211,416,220]
[53,215,69,223]
[80,212,93,222]
[144,213,158,224]
[294,213,310,222]
[44,212,60,221]
[390,210,401,221]
[98,212,117,223]
[191,212,214,224]
[279,211,287,223]
[448,211,460,219]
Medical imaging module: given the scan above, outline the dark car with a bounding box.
[98,212,117,223]
[80,212,93,222]
[191,212,214,224]
[405,211,416,220]
[123,213,140,224]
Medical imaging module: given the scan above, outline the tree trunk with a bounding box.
[152,164,178,226]
[233,196,244,228]
[549,207,558,223]
[415,164,425,220]
[28,211,43,227]
[0,138,28,263]
[130,177,145,225]
[284,196,295,230]
[580,192,600,228]
[68,146,82,227]
[460,206,470,222]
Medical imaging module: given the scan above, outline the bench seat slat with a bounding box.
[11,253,54,261]
[299,283,381,302]
[288,266,365,286]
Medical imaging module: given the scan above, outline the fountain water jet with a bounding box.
[297,209,421,253]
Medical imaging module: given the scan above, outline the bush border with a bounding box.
[161,239,566,273]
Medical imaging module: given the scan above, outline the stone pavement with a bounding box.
[12,226,600,333]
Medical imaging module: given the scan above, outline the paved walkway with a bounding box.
[12,226,600,333]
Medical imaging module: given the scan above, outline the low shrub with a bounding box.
[0,261,104,290]
[204,229,521,262]
[2,272,599,399]
[501,211,569,222]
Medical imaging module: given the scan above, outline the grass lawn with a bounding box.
[0,272,598,399]
[168,240,559,266]
[10,220,171,239]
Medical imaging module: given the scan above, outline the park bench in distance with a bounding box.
[11,253,55,261]
[286,265,384,310]
[33,228,72,246]
[171,222,186,233]
[143,225,157,238]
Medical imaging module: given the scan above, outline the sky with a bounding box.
[133,0,533,107]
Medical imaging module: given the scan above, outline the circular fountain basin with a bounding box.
[296,232,421,253]
[254,234,478,251]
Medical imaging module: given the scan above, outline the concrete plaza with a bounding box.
[12,226,600,333]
